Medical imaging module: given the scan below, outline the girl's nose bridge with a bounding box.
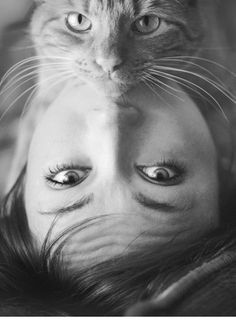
[94,118,142,213]
[116,106,144,178]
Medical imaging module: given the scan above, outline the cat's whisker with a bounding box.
[159,55,236,79]
[20,72,76,120]
[146,70,209,106]
[151,67,223,106]
[1,60,37,87]
[157,57,227,90]
[146,64,216,107]
[1,66,39,93]
[1,75,72,125]
[147,69,208,105]
[153,65,236,104]
[0,55,72,86]
[20,87,38,121]
[0,65,71,105]
[0,74,39,106]
[0,56,54,84]
[20,72,75,121]
[155,72,216,112]
[1,62,72,96]
[144,72,182,93]
[150,71,228,123]
[142,78,173,109]
[149,68,228,121]
[3,61,71,85]
[143,73,184,102]
[40,73,76,96]
[0,71,73,123]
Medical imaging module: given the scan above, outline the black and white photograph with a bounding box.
[0,0,236,316]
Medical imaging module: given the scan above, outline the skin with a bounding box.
[24,83,219,267]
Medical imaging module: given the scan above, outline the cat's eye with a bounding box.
[66,12,92,33]
[136,162,185,186]
[133,15,161,35]
[45,165,91,190]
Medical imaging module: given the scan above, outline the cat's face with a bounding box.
[32,0,203,97]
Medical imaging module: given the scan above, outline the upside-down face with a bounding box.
[25,82,219,267]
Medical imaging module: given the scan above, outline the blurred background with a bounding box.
[0,0,236,197]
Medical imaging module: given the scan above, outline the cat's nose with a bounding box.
[96,56,123,75]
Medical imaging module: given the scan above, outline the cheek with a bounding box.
[186,173,220,234]
[70,44,93,64]
[24,184,52,245]
[53,36,95,70]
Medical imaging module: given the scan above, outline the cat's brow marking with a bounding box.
[67,0,90,12]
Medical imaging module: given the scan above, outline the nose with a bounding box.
[96,55,123,75]
[97,179,130,214]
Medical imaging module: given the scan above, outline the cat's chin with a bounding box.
[88,80,129,100]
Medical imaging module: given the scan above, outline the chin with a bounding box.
[86,78,131,99]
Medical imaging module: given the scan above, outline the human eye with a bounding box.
[45,164,91,190]
[136,160,186,186]
[65,12,92,33]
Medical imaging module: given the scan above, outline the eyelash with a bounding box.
[137,159,187,185]
[158,159,186,174]
[45,163,91,185]
[48,163,78,175]
[45,159,186,188]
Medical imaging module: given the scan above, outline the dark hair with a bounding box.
[1,165,236,316]
[182,81,236,224]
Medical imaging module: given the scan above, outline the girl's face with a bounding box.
[25,83,219,267]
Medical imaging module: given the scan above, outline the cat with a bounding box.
[31,0,204,97]
[6,0,226,190]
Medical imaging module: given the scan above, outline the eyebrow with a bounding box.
[134,193,178,212]
[39,194,94,215]
[67,0,89,11]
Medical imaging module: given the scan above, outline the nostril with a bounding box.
[96,57,123,74]
[112,61,123,73]
[106,61,123,77]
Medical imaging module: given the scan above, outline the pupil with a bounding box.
[78,14,83,24]
[144,16,149,26]
[65,173,77,184]
[156,170,168,181]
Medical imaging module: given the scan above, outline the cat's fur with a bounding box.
[31,0,204,96]
[7,0,224,189]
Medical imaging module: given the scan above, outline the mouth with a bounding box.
[88,77,128,97]
[74,69,133,98]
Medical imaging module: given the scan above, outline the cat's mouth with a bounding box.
[93,80,128,98]
[74,70,129,97]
